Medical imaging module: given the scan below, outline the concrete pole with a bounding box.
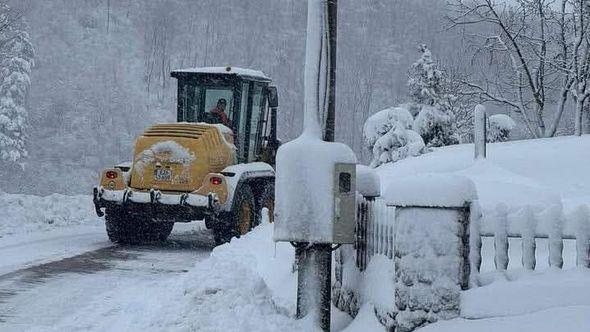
[295,1,337,331]
[474,104,487,160]
[323,0,337,142]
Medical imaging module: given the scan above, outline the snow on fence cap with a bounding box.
[384,173,477,208]
[356,165,381,198]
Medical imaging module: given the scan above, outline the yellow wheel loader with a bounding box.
[93,67,279,244]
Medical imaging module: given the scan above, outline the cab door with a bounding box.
[246,83,267,162]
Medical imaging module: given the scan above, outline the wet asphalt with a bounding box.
[0,229,215,328]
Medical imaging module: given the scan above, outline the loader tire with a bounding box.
[153,220,174,241]
[105,209,139,244]
[211,185,256,245]
[105,208,173,244]
[233,185,256,237]
[255,182,274,226]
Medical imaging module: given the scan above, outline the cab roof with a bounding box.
[171,66,271,82]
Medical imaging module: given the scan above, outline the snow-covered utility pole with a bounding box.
[474,104,487,160]
[296,1,337,330]
[324,0,337,142]
[274,1,357,331]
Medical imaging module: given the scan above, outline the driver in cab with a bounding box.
[209,98,230,127]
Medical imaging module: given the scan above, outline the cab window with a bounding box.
[237,82,250,161]
[247,84,266,162]
[203,88,233,126]
[178,83,233,126]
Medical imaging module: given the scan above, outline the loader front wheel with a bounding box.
[234,185,256,236]
[211,185,256,245]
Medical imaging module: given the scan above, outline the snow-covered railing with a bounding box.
[355,197,394,270]
[472,203,590,273]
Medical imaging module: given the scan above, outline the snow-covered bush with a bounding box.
[487,114,516,143]
[363,106,424,168]
[363,106,414,148]
[413,105,457,147]
[371,127,425,168]
[407,45,458,147]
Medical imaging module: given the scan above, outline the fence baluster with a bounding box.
[573,205,590,268]
[469,202,482,287]
[494,204,509,271]
[547,205,564,269]
[521,206,537,270]
[388,205,394,259]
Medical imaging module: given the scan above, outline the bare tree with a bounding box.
[564,0,590,135]
[448,0,588,137]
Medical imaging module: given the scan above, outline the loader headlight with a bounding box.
[107,181,116,190]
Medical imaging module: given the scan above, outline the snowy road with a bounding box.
[0,223,214,332]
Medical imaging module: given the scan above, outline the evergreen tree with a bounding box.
[0,4,34,162]
[408,44,445,107]
[408,44,457,147]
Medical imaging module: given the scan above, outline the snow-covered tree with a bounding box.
[0,4,34,162]
[408,44,445,108]
[487,114,516,143]
[408,45,457,147]
[363,106,425,167]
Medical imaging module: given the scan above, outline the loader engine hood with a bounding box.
[129,123,236,192]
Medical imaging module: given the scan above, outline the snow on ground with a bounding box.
[375,135,590,331]
[171,218,359,332]
[376,135,590,212]
[0,192,101,238]
[178,222,310,332]
[419,305,590,332]
[0,193,110,274]
[0,225,107,275]
[461,268,590,319]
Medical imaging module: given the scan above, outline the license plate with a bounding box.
[154,168,172,182]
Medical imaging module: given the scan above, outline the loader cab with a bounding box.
[171,67,278,164]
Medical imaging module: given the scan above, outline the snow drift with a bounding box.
[0,192,100,238]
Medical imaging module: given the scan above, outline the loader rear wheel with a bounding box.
[105,208,134,244]
[105,208,173,244]
[154,221,174,241]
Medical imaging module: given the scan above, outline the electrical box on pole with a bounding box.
[273,144,357,244]
[333,163,356,244]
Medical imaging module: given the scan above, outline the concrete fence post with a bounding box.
[474,104,487,160]
[384,175,477,332]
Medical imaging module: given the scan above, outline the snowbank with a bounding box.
[0,192,100,238]
[178,219,312,332]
